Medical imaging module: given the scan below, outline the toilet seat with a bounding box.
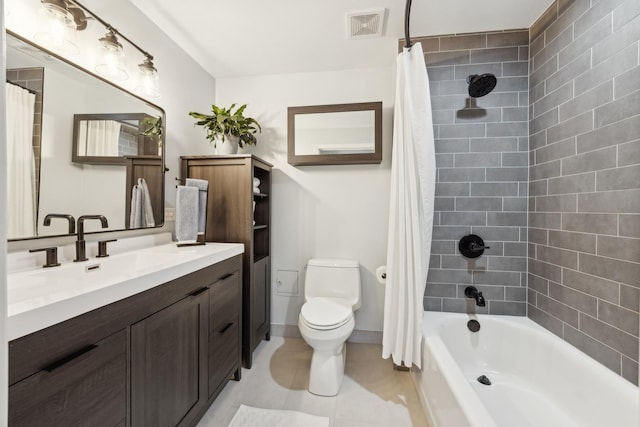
[300,298,353,330]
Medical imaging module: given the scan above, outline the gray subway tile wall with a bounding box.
[411,0,640,385]
[414,30,530,316]
[528,0,640,384]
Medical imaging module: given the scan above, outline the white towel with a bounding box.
[129,186,142,228]
[185,178,208,234]
[139,178,155,227]
[253,177,261,193]
[175,185,199,242]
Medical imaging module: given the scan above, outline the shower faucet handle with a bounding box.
[459,234,489,259]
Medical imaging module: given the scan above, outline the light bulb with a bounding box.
[95,30,128,81]
[34,0,78,54]
[135,56,160,98]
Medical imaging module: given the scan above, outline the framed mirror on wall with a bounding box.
[287,101,382,166]
[5,31,166,241]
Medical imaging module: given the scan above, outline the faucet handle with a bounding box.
[29,247,61,268]
[96,239,117,258]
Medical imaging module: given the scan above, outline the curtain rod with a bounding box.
[6,80,37,95]
[404,0,413,50]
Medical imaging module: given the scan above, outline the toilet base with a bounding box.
[308,343,347,396]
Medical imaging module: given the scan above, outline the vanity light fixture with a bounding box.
[34,0,87,54]
[135,54,160,99]
[66,0,161,96]
[95,28,129,81]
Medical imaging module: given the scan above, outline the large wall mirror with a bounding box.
[6,31,165,241]
[287,102,382,166]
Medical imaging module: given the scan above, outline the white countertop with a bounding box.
[8,241,244,341]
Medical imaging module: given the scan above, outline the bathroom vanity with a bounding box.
[7,243,243,427]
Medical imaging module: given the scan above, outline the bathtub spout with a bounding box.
[464,286,486,307]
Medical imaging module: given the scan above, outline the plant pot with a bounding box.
[214,135,239,155]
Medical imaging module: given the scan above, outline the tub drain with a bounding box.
[477,375,492,386]
[467,319,481,332]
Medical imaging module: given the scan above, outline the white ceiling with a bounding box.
[129,0,554,78]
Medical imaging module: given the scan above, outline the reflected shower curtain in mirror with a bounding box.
[81,120,120,156]
[6,82,37,239]
[382,43,436,368]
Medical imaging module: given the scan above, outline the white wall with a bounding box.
[216,67,394,332]
[1,5,9,424]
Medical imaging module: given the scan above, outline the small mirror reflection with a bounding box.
[294,110,376,155]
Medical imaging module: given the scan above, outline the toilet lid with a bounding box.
[301,298,353,330]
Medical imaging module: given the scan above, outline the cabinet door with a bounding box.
[9,329,127,427]
[252,256,270,348]
[131,291,208,427]
[209,271,241,398]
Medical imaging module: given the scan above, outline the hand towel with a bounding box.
[175,185,199,242]
[129,185,142,228]
[139,178,155,227]
[253,177,261,193]
[185,178,208,234]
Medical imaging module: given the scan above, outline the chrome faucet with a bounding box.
[74,215,108,262]
[464,286,486,307]
[43,213,76,234]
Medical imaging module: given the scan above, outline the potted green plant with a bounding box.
[189,104,261,154]
[141,115,163,156]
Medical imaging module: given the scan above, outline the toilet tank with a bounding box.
[304,258,361,309]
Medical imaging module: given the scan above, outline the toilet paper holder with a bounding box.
[375,266,387,284]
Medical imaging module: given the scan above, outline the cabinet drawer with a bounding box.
[209,271,240,330]
[208,271,241,397]
[208,319,239,396]
[9,329,126,427]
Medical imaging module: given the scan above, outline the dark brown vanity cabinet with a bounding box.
[9,330,127,427]
[8,254,242,427]
[131,291,208,427]
[181,155,272,369]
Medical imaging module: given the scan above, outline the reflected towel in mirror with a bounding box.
[129,178,155,228]
[175,185,199,242]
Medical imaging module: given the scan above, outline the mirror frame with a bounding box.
[72,113,161,165]
[6,30,167,242]
[287,101,382,166]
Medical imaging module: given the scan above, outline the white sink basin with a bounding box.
[8,242,244,340]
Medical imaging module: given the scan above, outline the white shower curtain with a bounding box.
[382,43,436,369]
[85,120,120,156]
[6,82,37,239]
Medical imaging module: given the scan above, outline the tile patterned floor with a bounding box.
[197,336,429,427]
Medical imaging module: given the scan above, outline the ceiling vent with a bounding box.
[347,8,386,39]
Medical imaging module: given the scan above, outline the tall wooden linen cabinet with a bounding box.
[180,155,271,368]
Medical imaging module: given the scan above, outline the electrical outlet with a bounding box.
[164,208,176,221]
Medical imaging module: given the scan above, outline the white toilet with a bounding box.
[298,258,361,396]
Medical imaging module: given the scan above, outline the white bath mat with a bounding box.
[228,404,329,427]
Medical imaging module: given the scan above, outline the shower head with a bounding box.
[467,73,497,98]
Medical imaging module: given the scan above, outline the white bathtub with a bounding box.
[411,311,639,427]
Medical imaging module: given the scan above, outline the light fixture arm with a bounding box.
[68,0,153,60]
